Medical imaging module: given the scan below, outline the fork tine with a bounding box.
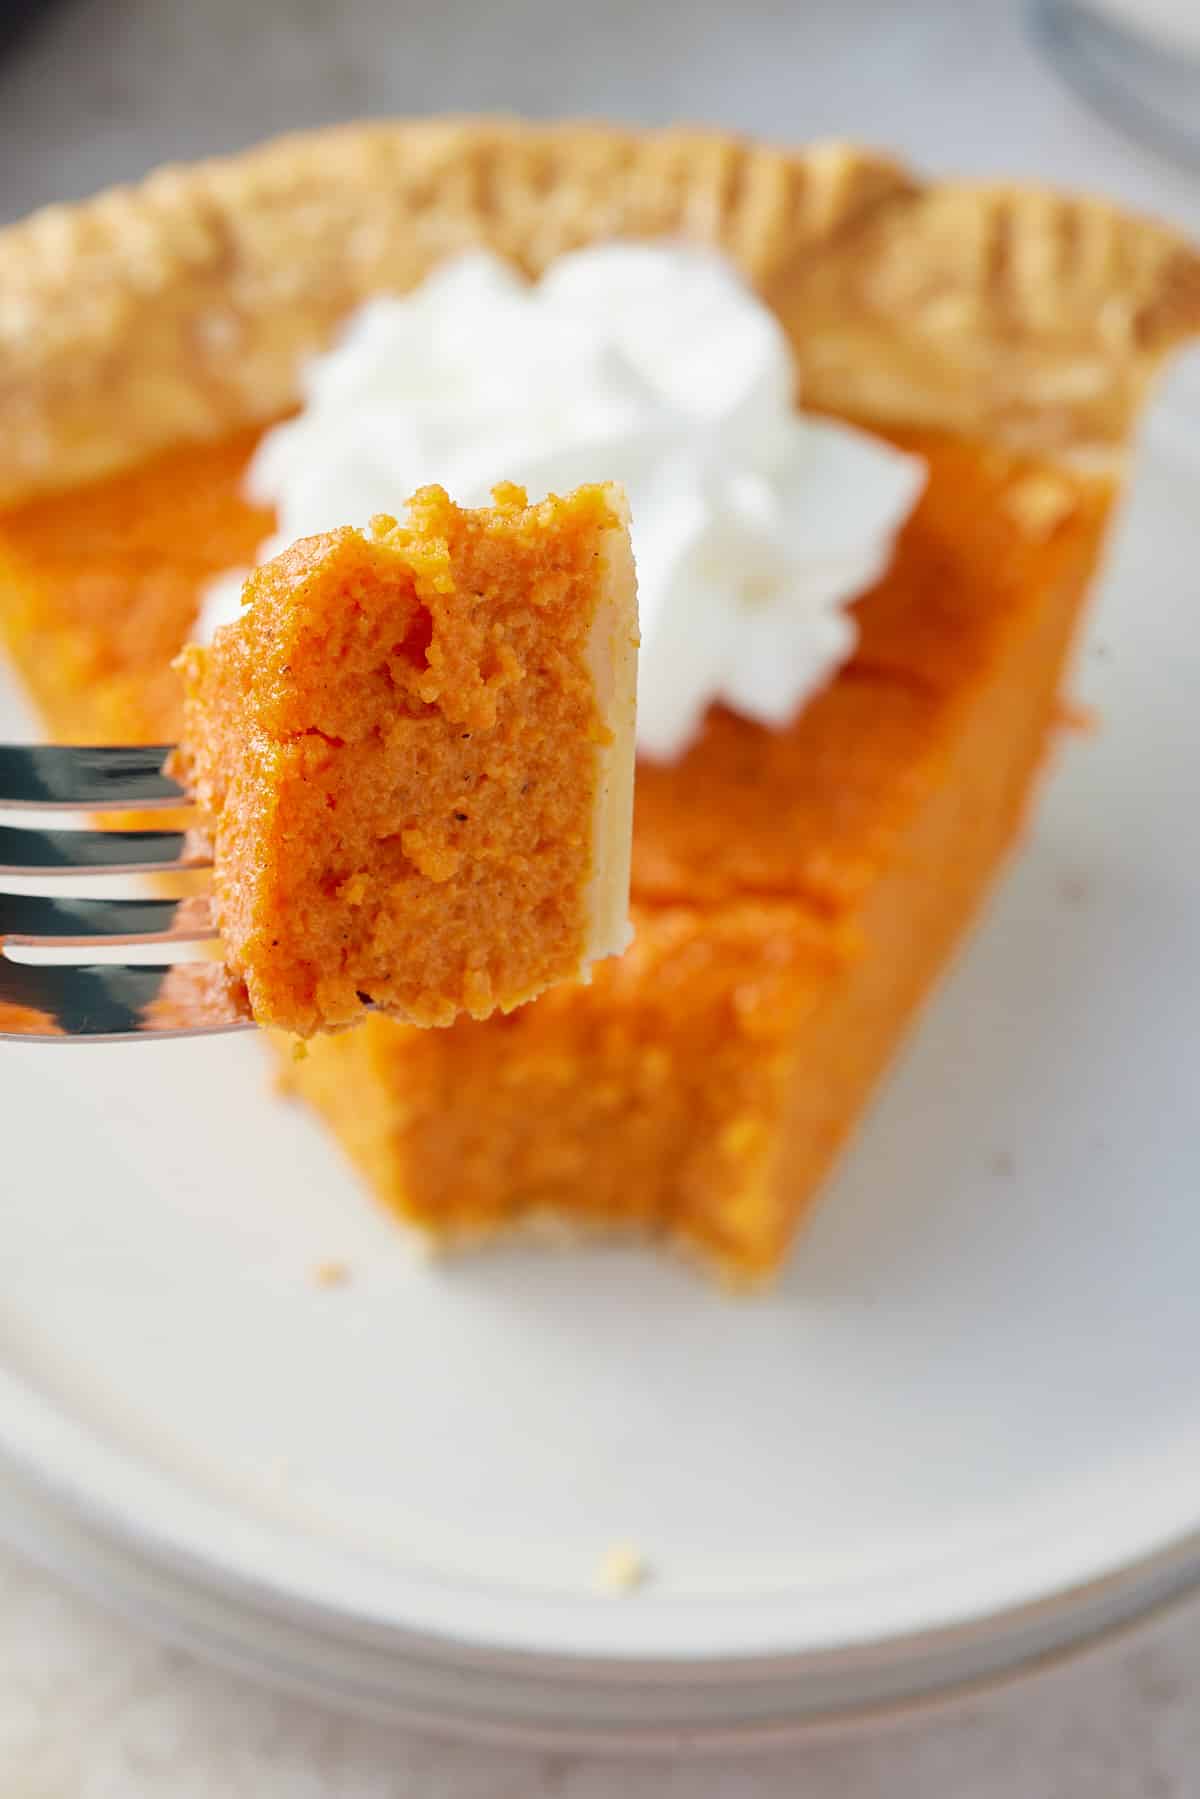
[0,744,185,810]
[0,745,242,1041]
[0,958,252,1041]
[0,891,215,948]
[0,822,210,877]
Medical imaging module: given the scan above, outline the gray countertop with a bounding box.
[2,0,1199,1790]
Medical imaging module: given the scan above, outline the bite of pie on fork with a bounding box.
[0,481,640,1043]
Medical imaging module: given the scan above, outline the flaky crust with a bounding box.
[1,119,1198,503]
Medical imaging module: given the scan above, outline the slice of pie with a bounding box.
[171,482,638,1037]
[1,123,1197,1279]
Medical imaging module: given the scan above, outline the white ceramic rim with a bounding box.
[3,1353,1200,1670]
[0,1386,1198,1748]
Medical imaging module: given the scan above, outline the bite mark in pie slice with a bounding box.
[172,482,639,1038]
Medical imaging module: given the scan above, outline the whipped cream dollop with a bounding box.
[200,247,924,760]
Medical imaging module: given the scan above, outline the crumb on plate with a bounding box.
[598,1543,649,1592]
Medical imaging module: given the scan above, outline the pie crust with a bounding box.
[1,121,1198,506]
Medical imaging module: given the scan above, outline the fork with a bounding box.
[0,744,251,1042]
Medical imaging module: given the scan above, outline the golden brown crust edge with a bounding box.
[1,118,1199,505]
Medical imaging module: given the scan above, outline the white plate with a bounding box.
[1,383,1199,1747]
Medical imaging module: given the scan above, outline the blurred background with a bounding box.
[1,0,1200,237]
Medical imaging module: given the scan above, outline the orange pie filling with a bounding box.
[0,420,1112,1275]
[171,484,638,1037]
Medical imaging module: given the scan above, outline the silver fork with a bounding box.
[0,744,251,1042]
